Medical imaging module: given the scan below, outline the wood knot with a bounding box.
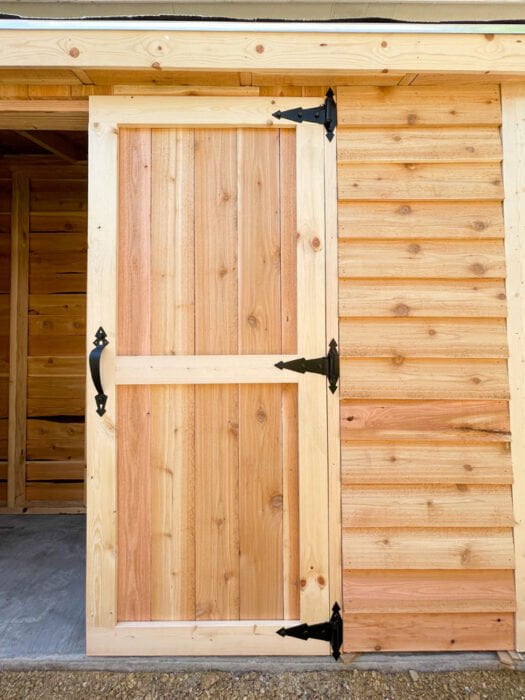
[392,354,404,366]
[218,266,228,278]
[311,237,321,250]
[485,33,495,41]
[300,578,307,589]
[255,44,265,53]
[397,205,412,215]
[463,464,473,471]
[374,645,382,652]
[382,538,390,545]
[461,548,471,565]
[151,61,161,70]
[456,484,468,492]
[317,575,326,587]
[247,314,258,328]
[270,493,283,510]
[346,415,354,422]
[408,243,421,254]
[497,293,506,300]
[256,408,267,422]
[470,263,486,276]
[393,303,410,317]
[390,455,396,462]
[69,47,80,58]
[428,328,436,336]
[472,220,486,231]
[471,376,482,385]
[407,113,417,125]
[405,163,417,171]
[381,41,388,48]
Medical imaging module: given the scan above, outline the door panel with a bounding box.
[87,96,335,655]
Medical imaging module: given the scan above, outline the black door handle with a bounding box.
[89,327,109,416]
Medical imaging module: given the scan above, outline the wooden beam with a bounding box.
[7,173,29,508]
[502,83,525,653]
[0,31,525,74]
[0,100,87,130]
[15,131,85,163]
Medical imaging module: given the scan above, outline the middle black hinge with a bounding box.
[275,339,339,394]
[272,88,337,141]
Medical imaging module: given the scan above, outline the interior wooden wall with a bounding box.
[337,84,515,652]
[4,161,87,509]
[0,169,10,503]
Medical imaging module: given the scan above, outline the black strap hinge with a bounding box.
[272,88,337,141]
[275,339,339,394]
[277,602,343,660]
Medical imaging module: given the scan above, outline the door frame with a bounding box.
[86,96,341,655]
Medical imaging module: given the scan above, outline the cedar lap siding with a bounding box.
[0,80,516,652]
[337,85,514,652]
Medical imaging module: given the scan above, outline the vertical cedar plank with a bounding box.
[8,173,29,507]
[502,84,525,651]
[280,129,300,619]
[117,128,152,621]
[238,129,283,619]
[194,129,240,619]
[150,129,195,620]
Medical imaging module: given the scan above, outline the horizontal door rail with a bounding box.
[115,354,303,385]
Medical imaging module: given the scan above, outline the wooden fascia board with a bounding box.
[1,30,525,74]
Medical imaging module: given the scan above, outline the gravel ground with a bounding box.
[0,669,525,699]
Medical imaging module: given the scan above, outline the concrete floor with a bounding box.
[0,514,521,673]
[0,515,85,658]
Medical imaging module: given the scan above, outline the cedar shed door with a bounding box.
[86,97,336,655]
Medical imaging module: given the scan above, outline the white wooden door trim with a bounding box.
[86,96,334,656]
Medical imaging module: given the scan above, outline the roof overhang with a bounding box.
[0,20,525,74]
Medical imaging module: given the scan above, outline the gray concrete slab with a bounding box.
[0,514,521,674]
[0,514,86,657]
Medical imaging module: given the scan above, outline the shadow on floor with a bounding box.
[0,515,85,657]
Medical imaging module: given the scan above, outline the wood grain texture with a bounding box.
[150,129,195,621]
[338,163,503,201]
[337,86,501,127]
[117,128,152,622]
[194,128,239,621]
[339,240,505,280]
[338,201,504,240]
[343,528,515,570]
[339,279,507,318]
[339,318,508,359]
[343,485,513,528]
[341,443,512,485]
[340,400,510,442]
[344,612,514,652]
[337,127,502,164]
[340,358,509,400]
[501,83,525,651]
[344,570,516,614]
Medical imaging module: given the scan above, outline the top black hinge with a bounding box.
[272,88,337,142]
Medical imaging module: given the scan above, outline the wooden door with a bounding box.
[86,97,339,655]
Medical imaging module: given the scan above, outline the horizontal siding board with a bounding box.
[339,279,507,318]
[339,240,506,280]
[26,419,84,461]
[340,400,510,442]
[339,318,508,359]
[26,481,83,502]
[337,86,501,127]
[26,460,85,481]
[341,443,512,485]
[338,163,503,201]
[337,127,502,164]
[342,485,513,528]
[338,201,504,240]
[344,612,514,652]
[344,570,516,614]
[343,528,515,570]
[340,358,509,400]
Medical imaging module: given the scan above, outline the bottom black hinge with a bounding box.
[276,602,343,660]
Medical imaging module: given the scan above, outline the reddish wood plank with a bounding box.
[117,128,152,622]
[344,570,516,613]
[344,612,514,652]
[340,400,510,442]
